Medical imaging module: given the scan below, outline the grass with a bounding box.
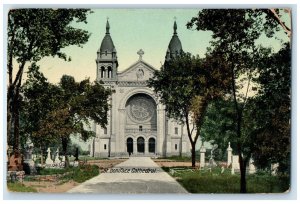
[166,167,290,193]
[62,164,99,183]
[7,182,37,192]
[38,167,73,175]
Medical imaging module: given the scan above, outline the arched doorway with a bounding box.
[137,137,145,153]
[148,138,155,153]
[126,138,133,154]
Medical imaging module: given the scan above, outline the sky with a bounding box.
[34,8,290,84]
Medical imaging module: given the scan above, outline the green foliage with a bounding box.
[148,52,231,167]
[7,9,92,150]
[250,43,291,173]
[62,164,99,183]
[7,182,37,192]
[8,9,91,63]
[21,65,112,158]
[187,9,291,192]
[38,167,73,175]
[200,99,236,156]
[173,169,290,193]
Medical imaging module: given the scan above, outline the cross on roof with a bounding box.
[137,49,144,60]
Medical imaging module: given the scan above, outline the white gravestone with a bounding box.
[45,147,54,165]
[231,155,240,173]
[54,148,61,164]
[249,158,256,174]
[271,163,279,175]
[227,142,233,167]
[200,146,206,169]
[23,138,36,174]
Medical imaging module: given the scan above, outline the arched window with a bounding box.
[148,138,155,153]
[104,144,107,150]
[108,66,112,78]
[127,138,133,154]
[137,137,145,153]
[101,66,105,78]
[175,144,178,150]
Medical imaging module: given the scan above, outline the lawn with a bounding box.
[166,167,290,193]
[7,182,37,192]
[8,164,100,192]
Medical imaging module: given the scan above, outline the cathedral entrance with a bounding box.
[137,137,145,153]
[148,138,155,153]
[126,137,133,154]
[125,93,157,156]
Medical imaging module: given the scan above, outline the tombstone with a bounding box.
[227,142,233,167]
[8,152,23,171]
[231,165,235,175]
[199,145,206,169]
[32,154,37,162]
[232,155,240,171]
[208,144,218,167]
[45,147,53,165]
[7,145,13,163]
[271,163,279,175]
[249,158,256,174]
[221,166,225,174]
[54,148,61,164]
[62,155,66,163]
[23,138,36,174]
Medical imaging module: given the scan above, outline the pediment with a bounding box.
[118,60,157,81]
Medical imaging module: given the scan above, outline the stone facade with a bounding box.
[90,20,190,158]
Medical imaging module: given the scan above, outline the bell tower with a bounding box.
[165,19,183,62]
[96,19,118,82]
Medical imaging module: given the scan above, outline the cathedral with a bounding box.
[90,20,191,157]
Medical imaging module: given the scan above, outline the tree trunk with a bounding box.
[191,142,196,167]
[239,152,247,193]
[62,137,70,168]
[13,94,20,153]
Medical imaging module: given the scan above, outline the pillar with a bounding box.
[118,109,126,154]
[200,146,206,168]
[157,107,166,156]
[133,140,137,154]
[145,141,149,154]
[227,142,233,167]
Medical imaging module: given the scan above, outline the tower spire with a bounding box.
[106,17,110,34]
[173,17,177,35]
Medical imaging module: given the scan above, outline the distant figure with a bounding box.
[74,147,79,161]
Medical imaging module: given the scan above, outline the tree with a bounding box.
[21,65,112,167]
[148,52,230,167]
[7,9,92,154]
[187,9,290,192]
[200,99,236,160]
[20,63,62,162]
[250,43,291,173]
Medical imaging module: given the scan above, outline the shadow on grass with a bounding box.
[163,167,290,193]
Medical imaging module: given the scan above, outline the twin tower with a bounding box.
[96,19,183,82]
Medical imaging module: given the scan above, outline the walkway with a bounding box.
[68,157,188,194]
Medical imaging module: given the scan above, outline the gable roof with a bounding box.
[118,59,158,77]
